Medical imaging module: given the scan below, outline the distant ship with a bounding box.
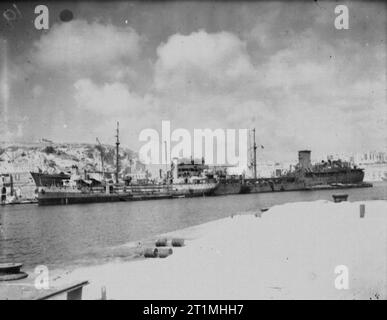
[212,150,368,196]
[210,128,369,195]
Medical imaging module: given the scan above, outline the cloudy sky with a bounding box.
[0,0,386,162]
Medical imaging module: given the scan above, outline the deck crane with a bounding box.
[96,138,105,180]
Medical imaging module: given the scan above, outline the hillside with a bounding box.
[0,142,145,175]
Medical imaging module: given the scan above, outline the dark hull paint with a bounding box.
[37,189,212,206]
[38,193,133,205]
[213,180,307,195]
[30,172,70,187]
[213,169,367,196]
[303,168,364,185]
[213,181,373,197]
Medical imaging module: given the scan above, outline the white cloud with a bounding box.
[32,20,142,80]
[151,26,386,160]
[154,30,256,95]
[72,78,163,150]
[13,4,385,160]
[32,85,43,98]
[74,78,148,116]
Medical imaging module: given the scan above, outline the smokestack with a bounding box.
[298,150,312,170]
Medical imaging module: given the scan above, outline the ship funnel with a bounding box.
[298,150,311,170]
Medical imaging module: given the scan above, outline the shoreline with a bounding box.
[2,199,385,300]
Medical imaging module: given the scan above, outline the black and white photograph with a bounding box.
[0,0,386,304]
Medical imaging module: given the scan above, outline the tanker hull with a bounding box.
[37,191,134,205]
[213,178,307,195]
[213,169,368,196]
[303,169,364,186]
[36,182,217,205]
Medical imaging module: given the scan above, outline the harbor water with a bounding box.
[1,181,386,271]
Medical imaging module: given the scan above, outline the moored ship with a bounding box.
[32,123,217,205]
[30,125,372,204]
[211,128,370,195]
[212,149,370,196]
[35,179,217,205]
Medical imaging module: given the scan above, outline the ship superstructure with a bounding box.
[212,130,370,196]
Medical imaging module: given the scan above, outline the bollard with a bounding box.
[360,204,365,218]
[101,286,107,300]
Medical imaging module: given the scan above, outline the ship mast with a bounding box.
[115,122,120,184]
[252,128,257,179]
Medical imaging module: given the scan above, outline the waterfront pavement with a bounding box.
[2,199,383,300]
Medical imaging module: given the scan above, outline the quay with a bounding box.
[2,200,384,300]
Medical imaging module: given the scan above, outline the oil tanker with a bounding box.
[31,123,217,205]
[31,177,217,205]
[30,124,371,205]
[212,150,369,196]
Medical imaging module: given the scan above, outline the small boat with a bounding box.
[332,194,349,202]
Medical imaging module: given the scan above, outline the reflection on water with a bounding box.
[1,182,386,270]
